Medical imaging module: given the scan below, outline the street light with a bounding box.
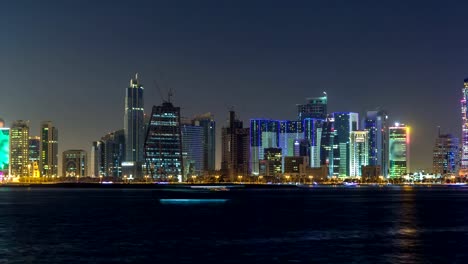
[285,175,290,183]
[215,175,220,183]
[238,175,243,183]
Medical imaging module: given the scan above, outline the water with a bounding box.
[1,186,468,263]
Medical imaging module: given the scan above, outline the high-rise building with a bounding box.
[461,78,468,170]
[28,136,40,163]
[250,119,279,175]
[0,128,10,176]
[10,120,30,177]
[303,118,324,168]
[389,123,410,177]
[320,116,337,176]
[279,120,304,167]
[350,131,369,177]
[90,141,103,177]
[363,110,389,176]
[40,121,58,177]
[124,73,144,177]
[221,111,250,181]
[144,102,184,181]
[99,129,125,178]
[297,94,328,121]
[62,150,87,177]
[433,133,459,175]
[192,113,216,172]
[332,112,359,177]
[181,124,204,177]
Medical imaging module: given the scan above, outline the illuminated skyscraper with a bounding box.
[124,73,144,177]
[192,113,216,171]
[101,130,125,177]
[62,150,87,177]
[363,110,389,176]
[389,123,410,177]
[332,112,359,177]
[181,124,204,177]
[144,102,184,181]
[303,118,324,168]
[0,128,10,176]
[28,136,40,163]
[350,131,369,177]
[40,121,58,177]
[461,78,468,170]
[297,94,328,120]
[250,119,279,175]
[433,133,459,175]
[10,120,30,177]
[221,111,250,181]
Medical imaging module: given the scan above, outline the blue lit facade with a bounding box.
[363,110,389,176]
[250,119,279,175]
[303,118,324,168]
[182,124,204,177]
[144,102,184,181]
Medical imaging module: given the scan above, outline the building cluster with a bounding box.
[0,75,466,182]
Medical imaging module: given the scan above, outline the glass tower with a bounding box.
[144,102,183,181]
[350,131,369,177]
[10,120,30,177]
[181,124,204,177]
[389,124,410,177]
[461,79,468,170]
[192,113,216,172]
[363,110,389,176]
[40,121,58,177]
[433,133,459,175]
[332,112,359,177]
[124,73,144,164]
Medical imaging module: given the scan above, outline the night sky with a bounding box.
[1,0,467,171]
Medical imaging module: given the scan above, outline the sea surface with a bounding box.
[0,186,468,263]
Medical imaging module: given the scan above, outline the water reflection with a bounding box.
[389,190,422,263]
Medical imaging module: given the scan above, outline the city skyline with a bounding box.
[2,1,468,171]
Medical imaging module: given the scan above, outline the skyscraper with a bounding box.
[363,110,389,176]
[433,133,459,175]
[90,141,104,177]
[297,93,328,120]
[144,102,184,181]
[350,131,369,177]
[192,113,216,172]
[28,136,40,163]
[100,130,125,177]
[10,120,30,177]
[0,128,10,176]
[221,111,250,181]
[250,119,279,175]
[303,118,324,168]
[461,78,468,170]
[62,150,87,177]
[320,116,337,176]
[124,73,144,177]
[40,121,58,177]
[181,124,204,177]
[332,112,359,177]
[389,123,410,177]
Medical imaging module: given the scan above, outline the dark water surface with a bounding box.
[1,186,468,263]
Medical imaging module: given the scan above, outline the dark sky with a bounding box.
[1,0,467,171]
